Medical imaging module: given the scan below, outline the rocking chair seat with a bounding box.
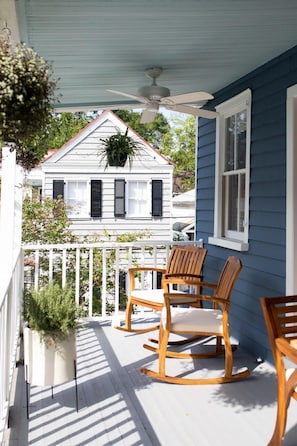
[161,307,223,334]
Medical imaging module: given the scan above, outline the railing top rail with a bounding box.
[22,240,201,251]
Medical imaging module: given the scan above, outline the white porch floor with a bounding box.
[4,316,297,446]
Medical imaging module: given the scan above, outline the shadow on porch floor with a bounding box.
[5,318,297,446]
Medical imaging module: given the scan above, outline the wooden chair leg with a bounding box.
[268,364,297,446]
[115,301,160,333]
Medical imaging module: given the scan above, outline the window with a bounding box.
[209,89,251,251]
[114,179,163,218]
[65,181,88,216]
[53,180,64,199]
[126,181,149,216]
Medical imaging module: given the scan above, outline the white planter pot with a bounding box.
[23,326,76,387]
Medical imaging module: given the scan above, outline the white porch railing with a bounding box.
[22,240,202,322]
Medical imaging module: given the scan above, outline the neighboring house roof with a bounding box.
[43,110,173,166]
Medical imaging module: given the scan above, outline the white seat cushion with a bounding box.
[161,307,223,334]
[130,289,165,304]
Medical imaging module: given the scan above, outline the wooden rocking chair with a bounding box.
[141,256,250,384]
[115,245,207,333]
[261,295,297,446]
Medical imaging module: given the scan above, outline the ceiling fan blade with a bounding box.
[107,89,148,104]
[161,91,214,105]
[140,109,157,123]
[166,104,219,119]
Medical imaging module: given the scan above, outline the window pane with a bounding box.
[127,181,147,216]
[67,182,88,215]
[236,111,246,169]
[227,175,238,231]
[239,173,245,232]
[225,116,235,171]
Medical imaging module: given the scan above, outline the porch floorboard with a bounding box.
[4,317,297,446]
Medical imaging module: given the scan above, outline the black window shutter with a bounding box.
[114,179,125,217]
[152,180,163,216]
[53,180,64,199]
[91,180,102,218]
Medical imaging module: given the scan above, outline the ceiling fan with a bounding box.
[107,67,218,123]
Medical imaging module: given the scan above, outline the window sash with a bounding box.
[126,181,149,216]
[66,181,88,216]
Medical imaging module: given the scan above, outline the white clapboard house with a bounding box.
[25,110,174,240]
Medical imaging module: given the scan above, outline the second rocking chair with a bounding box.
[141,256,250,384]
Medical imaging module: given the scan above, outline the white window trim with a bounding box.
[208,89,251,252]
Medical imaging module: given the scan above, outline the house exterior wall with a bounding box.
[196,45,297,362]
[40,111,174,241]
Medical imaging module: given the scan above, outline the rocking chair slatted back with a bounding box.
[213,256,243,309]
[116,245,207,333]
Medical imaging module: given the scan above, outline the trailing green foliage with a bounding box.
[98,127,143,169]
[0,38,58,169]
[24,281,82,344]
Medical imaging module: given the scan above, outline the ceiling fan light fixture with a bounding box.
[138,85,170,100]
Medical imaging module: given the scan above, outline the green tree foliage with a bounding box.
[22,196,77,244]
[161,115,196,192]
[44,112,91,151]
[114,110,172,149]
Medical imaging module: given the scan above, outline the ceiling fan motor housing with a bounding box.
[138,85,170,100]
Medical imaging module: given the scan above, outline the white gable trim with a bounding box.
[43,110,171,166]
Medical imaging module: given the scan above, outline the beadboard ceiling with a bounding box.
[2,0,297,113]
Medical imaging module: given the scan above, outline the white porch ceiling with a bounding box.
[2,0,297,112]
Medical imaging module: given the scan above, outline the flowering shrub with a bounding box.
[0,38,58,169]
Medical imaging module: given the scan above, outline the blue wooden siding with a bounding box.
[196,44,297,363]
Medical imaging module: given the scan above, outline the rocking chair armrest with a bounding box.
[198,281,217,289]
[128,267,166,290]
[163,292,201,306]
[200,294,230,310]
[128,267,166,274]
[163,273,202,279]
[276,338,297,363]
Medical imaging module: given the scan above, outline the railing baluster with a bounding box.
[62,249,67,287]
[75,248,80,306]
[49,249,53,282]
[34,250,39,290]
[88,248,93,318]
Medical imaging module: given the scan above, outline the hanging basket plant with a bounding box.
[98,127,142,170]
[0,36,58,169]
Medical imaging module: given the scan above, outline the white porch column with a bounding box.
[0,146,23,294]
